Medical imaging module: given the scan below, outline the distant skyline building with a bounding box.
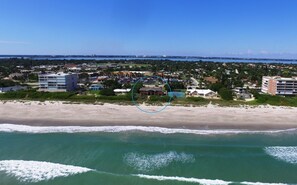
[261,76,297,95]
[38,73,78,92]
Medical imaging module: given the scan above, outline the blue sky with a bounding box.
[0,0,297,58]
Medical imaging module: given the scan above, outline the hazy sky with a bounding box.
[0,0,297,58]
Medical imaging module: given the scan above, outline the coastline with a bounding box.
[0,100,297,130]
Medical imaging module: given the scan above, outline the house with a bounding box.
[9,73,24,80]
[68,66,82,72]
[236,93,254,101]
[38,72,78,92]
[139,87,164,96]
[64,64,77,69]
[113,88,131,95]
[186,87,217,98]
[0,85,27,93]
[233,87,254,101]
[113,71,133,77]
[89,84,104,91]
[233,87,247,94]
[190,77,199,86]
[204,76,218,84]
[96,76,109,83]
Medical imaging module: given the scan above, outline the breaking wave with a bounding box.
[134,174,288,185]
[124,151,195,172]
[0,124,297,135]
[265,146,297,164]
[0,160,93,183]
[241,182,288,185]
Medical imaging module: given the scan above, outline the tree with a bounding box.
[219,87,233,101]
[168,81,185,90]
[132,82,143,93]
[28,74,38,82]
[164,83,171,92]
[0,80,18,87]
[210,83,224,92]
[233,80,244,87]
[102,79,121,90]
[250,89,260,99]
[123,83,132,89]
[79,73,89,79]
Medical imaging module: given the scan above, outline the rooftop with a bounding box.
[114,89,131,93]
[139,87,163,91]
[264,76,297,81]
[39,72,76,77]
[187,89,214,94]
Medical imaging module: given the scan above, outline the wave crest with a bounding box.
[134,174,287,185]
[0,160,92,182]
[265,146,297,164]
[124,151,195,172]
[1,124,297,135]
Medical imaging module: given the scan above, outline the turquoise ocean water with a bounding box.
[0,124,297,185]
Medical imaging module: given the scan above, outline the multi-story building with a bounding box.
[262,76,297,95]
[38,73,78,92]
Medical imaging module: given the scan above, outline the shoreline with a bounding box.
[0,100,297,130]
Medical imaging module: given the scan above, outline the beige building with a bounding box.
[262,76,297,95]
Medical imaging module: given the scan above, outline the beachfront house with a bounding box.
[0,85,27,93]
[233,87,254,101]
[186,86,217,98]
[38,72,78,92]
[113,88,131,95]
[139,87,164,96]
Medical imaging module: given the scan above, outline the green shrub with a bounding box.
[219,88,233,101]
[99,89,115,96]
[69,95,96,101]
[0,90,75,100]
[254,94,297,107]
[96,95,130,101]
[186,97,205,102]
[210,83,224,92]
[149,95,171,102]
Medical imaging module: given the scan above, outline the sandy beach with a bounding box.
[0,100,296,130]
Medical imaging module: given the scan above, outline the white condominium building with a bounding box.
[38,73,78,92]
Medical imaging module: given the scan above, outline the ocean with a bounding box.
[0,124,297,185]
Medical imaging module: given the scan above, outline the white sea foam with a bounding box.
[0,160,93,182]
[0,124,297,135]
[134,174,288,185]
[265,146,297,164]
[124,151,195,172]
[241,182,287,185]
[134,174,232,185]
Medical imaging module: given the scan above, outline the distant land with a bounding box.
[1,55,297,62]
[1,55,297,65]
